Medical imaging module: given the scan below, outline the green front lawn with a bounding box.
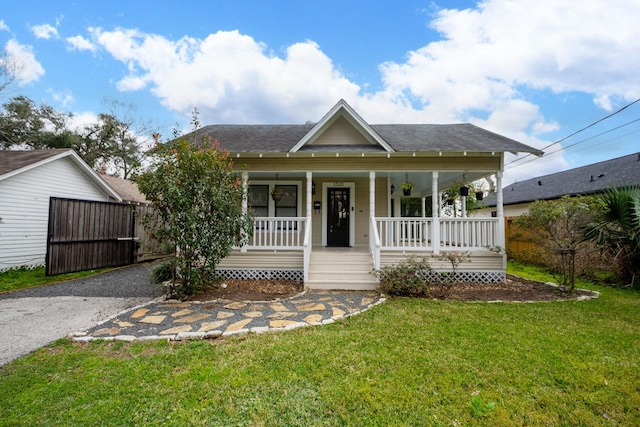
[1,266,639,425]
[0,266,108,293]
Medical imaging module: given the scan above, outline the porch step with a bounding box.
[306,249,378,291]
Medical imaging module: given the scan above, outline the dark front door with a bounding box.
[327,187,350,247]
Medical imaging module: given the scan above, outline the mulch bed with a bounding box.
[183,275,592,302]
[443,275,592,301]
[184,279,304,302]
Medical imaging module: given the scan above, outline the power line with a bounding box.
[505,97,640,168]
[506,117,640,170]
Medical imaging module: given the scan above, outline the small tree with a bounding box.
[135,135,253,297]
[514,195,603,292]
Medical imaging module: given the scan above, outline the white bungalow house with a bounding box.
[0,149,121,271]
[191,100,541,290]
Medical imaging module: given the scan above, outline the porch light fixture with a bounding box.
[312,181,316,195]
[391,184,395,194]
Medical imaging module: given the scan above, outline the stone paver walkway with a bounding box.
[72,291,385,342]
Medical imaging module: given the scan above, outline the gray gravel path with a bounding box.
[0,262,163,366]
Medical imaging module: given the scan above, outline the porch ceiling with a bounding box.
[245,170,493,193]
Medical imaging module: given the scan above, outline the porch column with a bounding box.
[306,170,313,232]
[432,171,440,255]
[304,171,313,282]
[241,171,249,253]
[496,171,505,251]
[369,171,376,217]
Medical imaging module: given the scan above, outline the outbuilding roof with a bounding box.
[0,149,122,201]
[100,174,148,203]
[0,149,72,176]
[484,152,640,207]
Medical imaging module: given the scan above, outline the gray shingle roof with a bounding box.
[100,174,148,203]
[484,152,640,207]
[372,123,538,154]
[193,124,314,152]
[0,149,72,176]
[191,123,541,155]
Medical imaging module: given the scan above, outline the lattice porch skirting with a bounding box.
[216,268,304,282]
[428,270,506,283]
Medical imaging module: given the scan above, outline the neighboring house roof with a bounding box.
[0,149,122,201]
[100,174,148,203]
[189,99,542,156]
[484,152,640,207]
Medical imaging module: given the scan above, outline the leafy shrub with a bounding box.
[374,256,432,297]
[513,195,604,292]
[136,128,254,298]
[151,259,177,285]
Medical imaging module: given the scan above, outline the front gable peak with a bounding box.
[290,99,395,153]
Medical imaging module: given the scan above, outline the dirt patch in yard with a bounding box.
[183,275,593,302]
[184,279,304,302]
[443,275,594,302]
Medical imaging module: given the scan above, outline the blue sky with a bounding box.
[2,0,640,184]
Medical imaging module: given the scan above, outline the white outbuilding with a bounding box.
[0,149,121,271]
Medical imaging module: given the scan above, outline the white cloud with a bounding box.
[379,0,640,118]
[89,28,360,123]
[593,95,613,111]
[67,111,98,131]
[4,39,45,84]
[31,23,59,39]
[87,1,640,129]
[79,1,639,183]
[66,35,97,52]
[47,88,74,108]
[0,20,9,32]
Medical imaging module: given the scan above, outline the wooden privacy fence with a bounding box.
[504,216,543,258]
[46,197,163,275]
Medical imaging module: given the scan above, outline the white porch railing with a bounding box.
[375,217,498,251]
[246,217,307,249]
[440,218,498,249]
[369,216,381,270]
[303,217,311,281]
[376,217,433,250]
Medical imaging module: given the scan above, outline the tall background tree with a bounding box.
[0,95,70,149]
[0,96,154,179]
[0,50,18,95]
[78,100,154,178]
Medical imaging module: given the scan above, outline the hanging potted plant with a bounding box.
[401,174,414,196]
[442,188,457,206]
[475,189,484,201]
[401,181,414,196]
[459,184,469,197]
[271,186,283,202]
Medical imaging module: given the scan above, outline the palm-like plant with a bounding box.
[584,185,640,287]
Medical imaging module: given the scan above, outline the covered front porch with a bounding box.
[216,170,507,290]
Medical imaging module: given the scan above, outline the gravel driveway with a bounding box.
[0,262,163,366]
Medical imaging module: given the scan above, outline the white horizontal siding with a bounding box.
[0,157,111,271]
[380,250,504,271]
[217,250,303,269]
